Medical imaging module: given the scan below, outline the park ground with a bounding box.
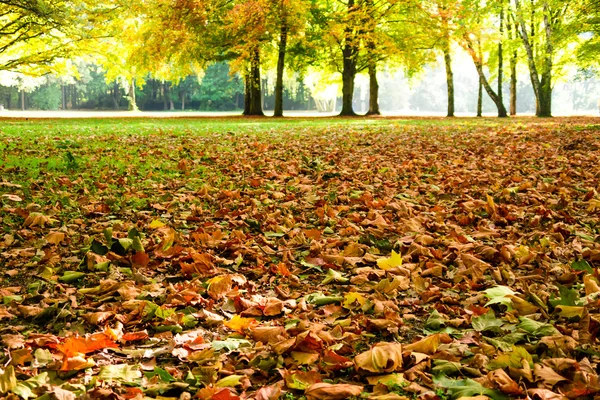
[0,116,599,399]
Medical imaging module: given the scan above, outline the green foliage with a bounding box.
[29,84,62,110]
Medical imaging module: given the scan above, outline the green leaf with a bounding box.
[132,236,144,252]
[321,268,349,285]
[434,375,508,400]
[32,349,53,367]
[300,260,323,273]
[98,364,142,383]
[264,231,285,238]
[58,271,86,283]
[153,367,175,383]
[304,293,343,306]
[90,239,109,256]
[211,338,252,352]
[215,374,243,388]
[12,373,48,399]
[431,360,463,376]
[549,285,582,308]
[484,286,515,309]
[486,346,533,370]
[103,227,114,245]
[2,295,22,305]
[483,333,527,352]
[118,238,133,251]
[472,311,503,333]
[424,310,447,332]
[571,259,593,273]
[517,317,561,337]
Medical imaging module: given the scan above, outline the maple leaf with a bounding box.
[377,250,403,270]
[305,383,364,400]
[224,315,258,333]
[56,332,119,357]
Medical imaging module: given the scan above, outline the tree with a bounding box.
[511,0,576,117]
[0,1,114,74]
[457,0,508,117]
[417,0,462,117]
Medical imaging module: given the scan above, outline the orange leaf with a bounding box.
[131,252,150,267]
[56,333,118,357]
[210,389,241,400]
[224,315,258,333]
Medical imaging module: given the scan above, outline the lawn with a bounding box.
[1,116,600,399]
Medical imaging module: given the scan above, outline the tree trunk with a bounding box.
[498,1,504,108]
[477,79,483,117]
[339,0,357,116]
[466,39,508,117]
[61,85,66,110]
[508,22,517,115]
[366,48,380,115]
[163,82,168,110]
[21,90,25,111]
[128,78,137,111]
[112,83,120,109]
[181,91,186,111]
[247,47,264,116]
[274,21,288,117]
[243,73,251,115]
[443,38,454,117]
[515,0,552,117]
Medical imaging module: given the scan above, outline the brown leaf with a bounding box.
[534,364,568,387]
[355,342,403,373]
[305,382,364,400]
[45,231,65,245]
[488,369,524,395]
[255,381,284,400]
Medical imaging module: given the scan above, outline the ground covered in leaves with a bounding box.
[1,116,600,400]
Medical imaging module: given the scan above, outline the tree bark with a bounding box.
[515,0,552,117]
[477,79,483,117]
[274,17,288,117]
[21,90,25,111]
[509,22,517,115]
[247,47,264,116]
[498,1,504,107]
[61,85,66,110]
[340,0,358,116]
[465,38,508,117]
[163,82,168,110]
[112,83,120,110]
[366,58,380,115]
[443,36,454,117]
[243,73,251,115]
[128,78,137,111]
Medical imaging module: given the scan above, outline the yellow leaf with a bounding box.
[343,292,366,309]
[555,305,585,319]
[404,333,449,355]
[149,220,166,229]
[377,250,403,270]
[223,315,258,333]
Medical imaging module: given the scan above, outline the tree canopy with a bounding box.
[2,0,600,116]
